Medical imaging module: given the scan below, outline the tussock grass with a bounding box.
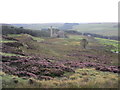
[2,68,119,88]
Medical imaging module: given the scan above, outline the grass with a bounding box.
[0,40,17,43]
[1,68,119,88]
[8,34,44,42]
[73,23,118,36]
[32,37,44,42]
[7,34,118,64]
[0,52,23,57]
[7,34,23,37]
[95,37,119,52]
[1,72,40,88]
[2,34,119,88]
[67,35,83,41]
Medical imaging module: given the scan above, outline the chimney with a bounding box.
[50,26,53,37]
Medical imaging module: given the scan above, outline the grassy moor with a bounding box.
[1,23,119,88]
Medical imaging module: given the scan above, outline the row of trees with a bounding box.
[2,24,119,41]
[65,30,82,35]
[83,33,119,41]
[2,24,50,37]
[2,24,68,38]
[65,30,119,41]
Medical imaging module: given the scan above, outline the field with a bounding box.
[72,23,118,36]
[1,34,119,88]
[95,37,119,53]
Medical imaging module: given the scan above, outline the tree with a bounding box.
[80,39,88,49]
[11,26,14,28]
[20,27,23,29]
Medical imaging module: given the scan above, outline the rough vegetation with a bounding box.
[1,33,119,88]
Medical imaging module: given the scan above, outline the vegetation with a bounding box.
[1,68,119,88]
[95,37,119,53]
[12,23,118,37]
[0,40,17,43]
[2,24,50,37]
[0,52,23,57]
[1,23,119,88]
[83,32,119,41]
[73,23,118,36]
[80,39,88,49]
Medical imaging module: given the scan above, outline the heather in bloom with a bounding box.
[2,55,119,80]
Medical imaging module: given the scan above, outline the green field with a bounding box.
[95,37,119,53]
[72,23,118,36]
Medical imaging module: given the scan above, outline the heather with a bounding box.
[1,34,119,88]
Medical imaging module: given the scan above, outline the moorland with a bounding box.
[1,23,119,88]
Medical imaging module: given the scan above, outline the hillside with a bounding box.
[73,23,118,36]
[1,33,119,88]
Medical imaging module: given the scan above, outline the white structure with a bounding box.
[50,26,53,37]
[49,26,65,38]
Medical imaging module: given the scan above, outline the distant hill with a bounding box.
[59,23,79,30]
[72,23,118,36]
[12,23,118,36]
[12,23,80,30]
[12,23,64,30]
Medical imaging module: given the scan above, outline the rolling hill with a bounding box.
[72,23,118,36]
[12,23,118,36]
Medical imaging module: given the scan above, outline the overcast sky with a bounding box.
[0,0,119,23]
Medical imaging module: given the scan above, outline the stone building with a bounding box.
[49,26,65,38]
